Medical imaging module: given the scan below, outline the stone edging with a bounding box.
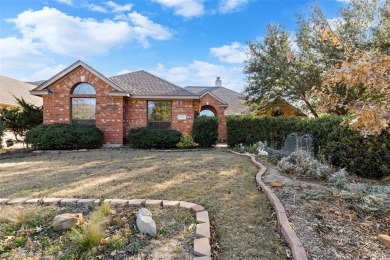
[0,198,212,259]
[228,150,308,260]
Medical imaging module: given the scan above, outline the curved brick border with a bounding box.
[228,150,308,260]
[0,198,212,260]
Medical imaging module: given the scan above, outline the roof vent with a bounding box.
[215,77,222,87]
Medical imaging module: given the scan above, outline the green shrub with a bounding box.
[192,116,219,148]
[176,134,197,149]
[25,123,103,150]
[226,115,389,179]
[127,127,182,149]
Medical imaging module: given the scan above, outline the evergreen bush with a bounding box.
[176,133,197,149]
[192,116,219,148]
[126,127,182,149]
[25,123,103,150]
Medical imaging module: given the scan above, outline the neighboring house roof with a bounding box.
[31,60,198,99]
[186,86,249,115]
[26,80,46,86]
[0,75,43,107]
[262,97,307,117]
[110,70,197,98]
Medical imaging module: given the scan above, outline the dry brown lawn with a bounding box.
[0,149,286,259]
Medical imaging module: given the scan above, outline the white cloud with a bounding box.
[149,60,245,92]
[118,11,173,47]
[105,1,132,13]
[336,0,350,3]
[154,0,205,18]
[0,37,49,73]
[56,0,73,6]
[30,64,67,81]
[87,4,108,13]
[7,7,172,57]
[218,0,248,14]
[210,42,247,63]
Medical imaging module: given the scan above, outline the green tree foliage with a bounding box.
[0,97,43,140]
[192,116,219,147]
[244,24,322,117]
[148,101,171,121]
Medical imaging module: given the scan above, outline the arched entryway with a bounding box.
[199,105,217,117]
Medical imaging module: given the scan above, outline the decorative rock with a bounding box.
[193,257,211,260]
[271,181,284,187]
[162,200,180,207]
[53,213,84,231]
[60,199,79,205]
[136,208,156,237]
[145,200,162,206]
[378,234,390,249]
[43,198,63,205]
[110,199,128,205]
[179,201,196,209]
[194,237,211,256]
[192,204,205,212]
[196,211,209,224]
[77,199,96,206]
[128,199,145,206]
[196,223,211,239]
[7,198,29,204]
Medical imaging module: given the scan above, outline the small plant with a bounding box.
[299,189,326,201]
[277,149,334,179]
[106,233,126,251]
[12,237,27,248]
[129,242,141,254]
[97,202,111,217]
[70,207,109,252]
[0,207,43,228]
[176,133,197,149]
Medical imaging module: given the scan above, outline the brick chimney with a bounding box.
[215,77,222,87]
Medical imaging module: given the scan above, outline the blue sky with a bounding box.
[0,0,348,92]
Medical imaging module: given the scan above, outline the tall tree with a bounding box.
[244,24,322,117]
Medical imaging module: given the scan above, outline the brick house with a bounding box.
[30,60,233,146]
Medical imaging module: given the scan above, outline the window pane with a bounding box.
[200,109,215,116]
[72,83,96,94]
[72,98,96,120]
[148,101,171,122]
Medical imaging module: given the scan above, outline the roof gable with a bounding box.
[31,60,124,94]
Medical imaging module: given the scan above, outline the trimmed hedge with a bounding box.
[126,127,182,149]
[226,115,390,179]
[0,120,4,148]
[192,116,219,148]
[25,123,104,150]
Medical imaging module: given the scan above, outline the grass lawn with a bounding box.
[0,149,286,259]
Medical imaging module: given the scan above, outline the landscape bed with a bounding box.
[0,203,195,259]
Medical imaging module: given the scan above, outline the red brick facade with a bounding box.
[199,93,227,142]
[41,67,227,145]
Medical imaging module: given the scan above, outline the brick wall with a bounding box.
[171,100,195,135]
[200,93,227,142]
[43,66,124,144]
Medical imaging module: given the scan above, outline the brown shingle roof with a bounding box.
[110,70,196,97]
[186,86,249,115]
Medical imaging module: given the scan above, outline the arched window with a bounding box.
[200,109,215,116]
[72,83,96,94]
[71,83,96,125]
